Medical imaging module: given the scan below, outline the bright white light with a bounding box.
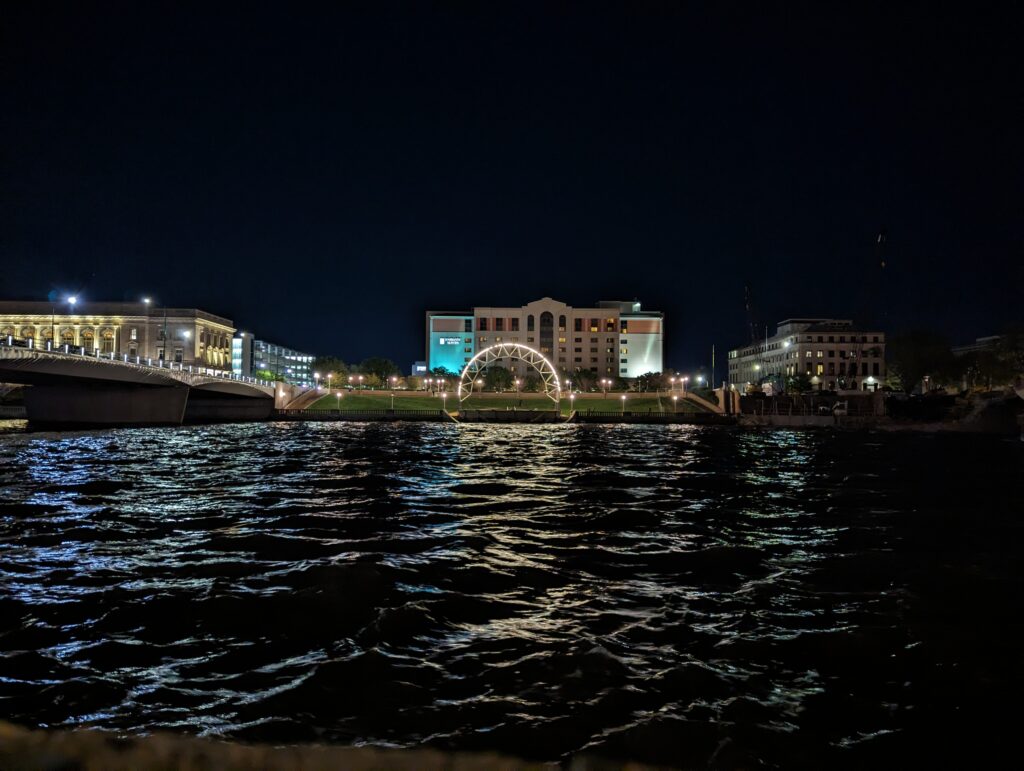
[67,296,77,306]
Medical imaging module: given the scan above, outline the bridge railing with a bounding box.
[1,334,275,389]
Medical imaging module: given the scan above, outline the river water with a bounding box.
[0,420,1021,768]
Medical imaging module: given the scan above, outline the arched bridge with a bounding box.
[0,338,291,426]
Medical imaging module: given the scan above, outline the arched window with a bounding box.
[60,328,75,345]
[527,315,535,332]
[81,328,95,349]
[20,327,35,340]
[100,328,115,354]
[0,326,15,338]
[558,315,566,330]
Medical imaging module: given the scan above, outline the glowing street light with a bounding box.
[620,393,626,416]
[336,390,341,410]
[514,378,521,393]
[569,393,576,414]
[672,394,678,413]
[357,375,364,390]
[441,392,448,411]
[682,375,689,393]
[314,371,321,389]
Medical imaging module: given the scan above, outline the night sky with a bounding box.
[2,3,1021,371]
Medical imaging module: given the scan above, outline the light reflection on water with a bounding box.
[1,421,1022,767]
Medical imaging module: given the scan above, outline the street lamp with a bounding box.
[669,376,676,393]
[682,375,689,393]
[441,392,448,411]
[514,378,521,393]
[569,393,575,413]
[336,390,341,410]
[672,394,678,413]
[314,371,321,389]
[620,393,626,416]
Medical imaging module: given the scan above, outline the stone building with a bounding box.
[0,300,235,370]
[426,297,664,379]
[728,318,886,392]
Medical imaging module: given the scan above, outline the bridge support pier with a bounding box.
[23,383,189,428]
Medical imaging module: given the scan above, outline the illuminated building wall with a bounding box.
[426,298,664,378]
[728,318,886,392]
[0,301,234,369]
[232,334,314,386]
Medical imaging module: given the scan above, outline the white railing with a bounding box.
[0,334,275,389]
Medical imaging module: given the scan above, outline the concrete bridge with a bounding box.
[0,338,302,427]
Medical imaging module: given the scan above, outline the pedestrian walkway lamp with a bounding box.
[672,395,678,413]
[620,394,626,416]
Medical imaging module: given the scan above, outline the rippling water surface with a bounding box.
[1,420,1022,767]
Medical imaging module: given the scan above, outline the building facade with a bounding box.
[231,335,314,386]
[425,297,664,379]
[0,301,234,369]
[728,318,886,392]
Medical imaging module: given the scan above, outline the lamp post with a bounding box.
[569,393,575,414]
[358,375,364,391]
[65,296,78,351]
[336,390,341,410]
[441,392,448,412]
[314,371,320,390]
[327,372,332,391]
[672,394,678,414]
[682,375,689,393]
[620,393,626,416]
[514,378,521,394]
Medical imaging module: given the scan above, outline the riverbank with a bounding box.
[0,721,656,771]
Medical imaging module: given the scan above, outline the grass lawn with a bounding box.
[308,391,708,415]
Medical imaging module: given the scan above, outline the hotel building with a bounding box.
[0,300,234,369]
[425,297,664,378]
[728,318,886,391]
[231,335,315,386]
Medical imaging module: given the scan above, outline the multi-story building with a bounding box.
[231,334,314,386]
[728,318,886,392]
[425,297,664,379]
[0,300,234,369]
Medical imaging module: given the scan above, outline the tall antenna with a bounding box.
[744,283,758,346]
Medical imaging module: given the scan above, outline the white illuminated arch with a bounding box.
[458,343,561,405]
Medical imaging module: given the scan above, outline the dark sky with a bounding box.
[2,2,1021,370]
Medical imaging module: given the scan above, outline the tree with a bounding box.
[314,356,349,383]
[635,372,663,392]
[573,367,597,392]
[484,365,513,391]
[887,330,956,393]
[522,373,541,392]
[786,373,813,393]
[254,368,276,381]
[431,366,454,378]
[360,357,399,382]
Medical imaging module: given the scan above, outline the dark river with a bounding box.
[1,420,1021,768]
